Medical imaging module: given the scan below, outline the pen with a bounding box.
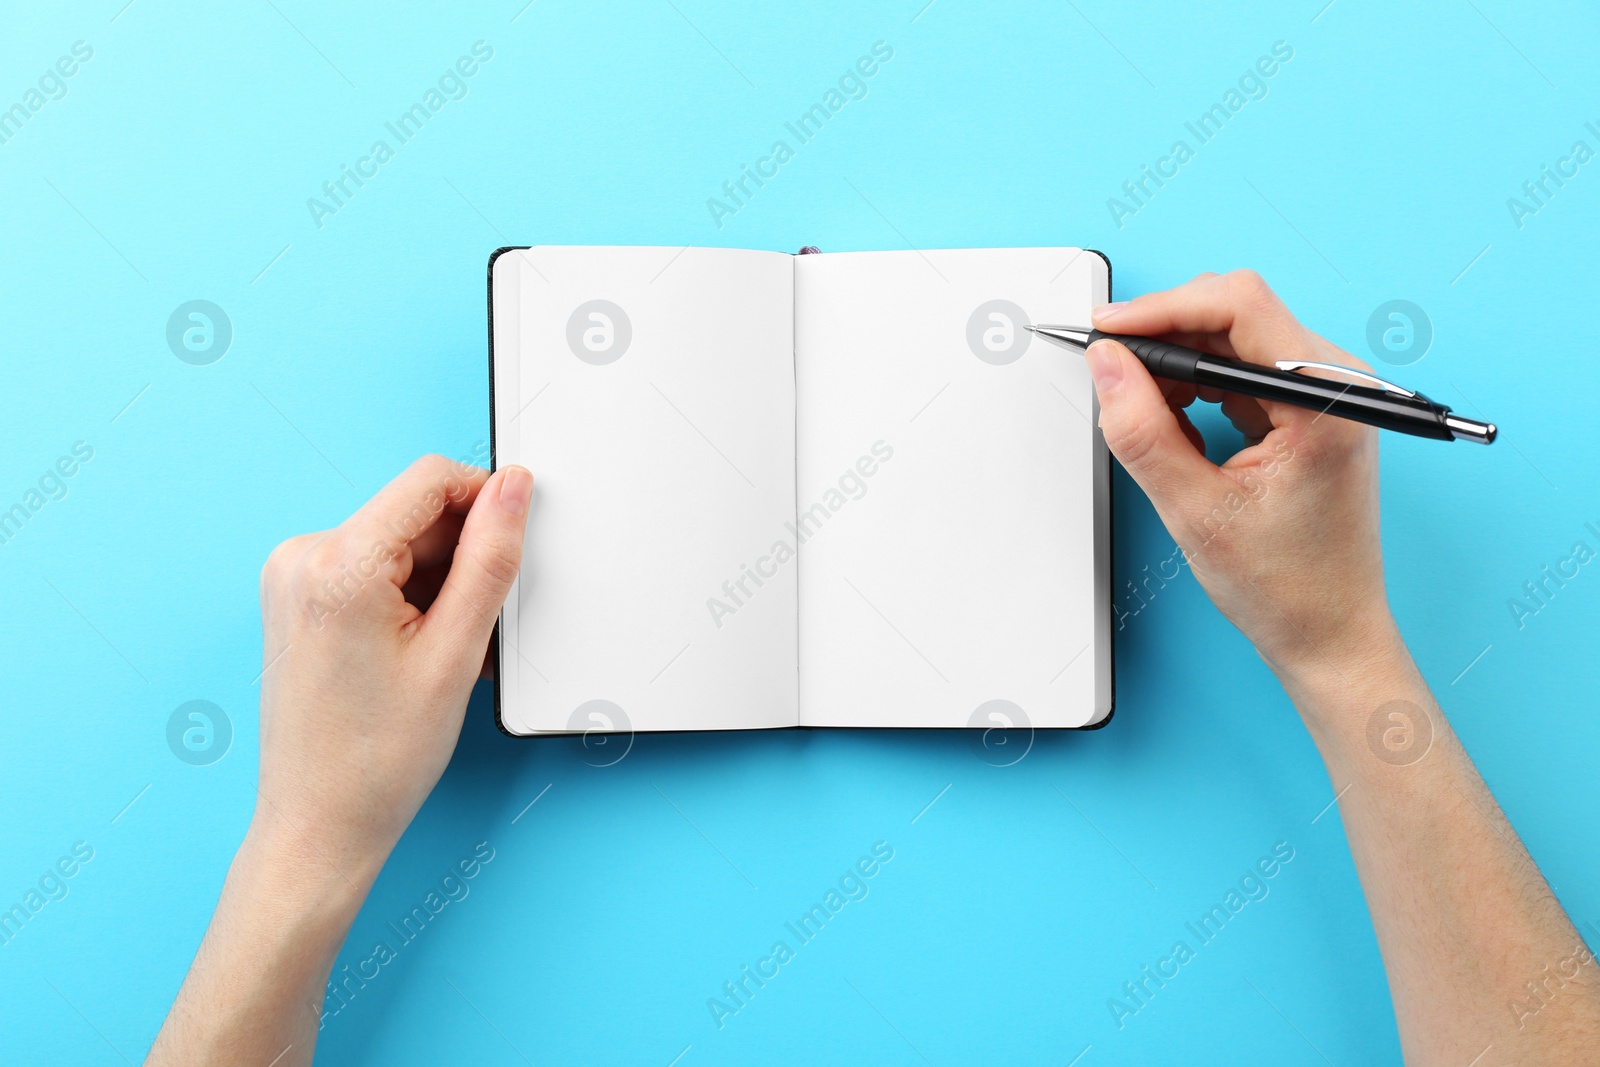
[1025,325,1497,445]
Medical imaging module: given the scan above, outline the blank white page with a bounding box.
[492,247,798,734]
[793,248,1110,728]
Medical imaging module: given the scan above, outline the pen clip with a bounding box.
[1273,360,1417,399]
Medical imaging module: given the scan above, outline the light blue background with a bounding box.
[3,1,1598,1063]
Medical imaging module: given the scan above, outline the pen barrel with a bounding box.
[1193,359,1456,441]
[1091,331,1458,442]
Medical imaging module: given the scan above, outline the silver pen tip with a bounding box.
[1025,324,1095,352]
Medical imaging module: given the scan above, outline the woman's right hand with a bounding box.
[1083,270,1401,691]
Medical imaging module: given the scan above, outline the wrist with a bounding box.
[234,810,384,936]
[1270,621,1434,748]
[1261,607,1405,697]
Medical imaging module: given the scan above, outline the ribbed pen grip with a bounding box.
[1088,330,1203,383]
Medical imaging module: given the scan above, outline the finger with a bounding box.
[423,466,533,665]
[260,531,325,623]
[1159,377,1199,409]
[1171,404,1207,454]
[339,455,488,557]
[1092,270,1312,371]
[409,511,467,570]
[1221,393,1274,442]
[1129,327,1241,361]
[1093,270,1387,440]
[357,511,470,597]
[1086,339,1227,510]
[261,531,323,589]
[399,553,452,615]
[1134,321,1370,370]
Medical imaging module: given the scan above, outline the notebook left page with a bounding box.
[491,246,799,735]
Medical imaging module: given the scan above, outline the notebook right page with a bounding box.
[794,248,1110,728]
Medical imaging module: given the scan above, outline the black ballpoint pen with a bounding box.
[1025,325,1497,445]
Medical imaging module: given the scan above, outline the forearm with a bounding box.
[147,813,380,1067]
[1278,627,1600,1064]
[150,458,527,1064]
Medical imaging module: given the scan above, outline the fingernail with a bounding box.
[498,466,533,516]
[1093,301,1128,323]
[1085,341,1123,392]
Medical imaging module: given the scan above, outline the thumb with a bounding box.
[1086,339,1224,513]
[425,465,532,664]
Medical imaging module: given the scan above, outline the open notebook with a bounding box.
[488,245,1112,734]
